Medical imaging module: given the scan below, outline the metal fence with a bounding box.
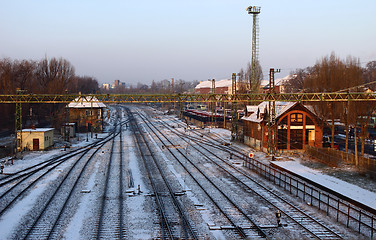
[306,145,376,175]
[243,156,376,239]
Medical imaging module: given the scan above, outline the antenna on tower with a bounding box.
[247,5,261,92]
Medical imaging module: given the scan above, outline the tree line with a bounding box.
[0,57,201,132]
[283,53,376,163]
[0,57,99,94]
[0,57,99,132]
[103,79,200,94]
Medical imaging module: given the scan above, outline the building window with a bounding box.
[290,113,303,123]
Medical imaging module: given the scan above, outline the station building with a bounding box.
[17,127,54,151]
[67,97,107,133]
[242,101,323,152]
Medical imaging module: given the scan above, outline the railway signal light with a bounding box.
[276,210,282,227]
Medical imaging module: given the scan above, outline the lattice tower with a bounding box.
[247,6,261,91]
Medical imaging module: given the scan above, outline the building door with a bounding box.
[33,138,39,151]
[277,129,287,149]
[290,113,304,150]
[290,129,303,149]
[306,129,315,146]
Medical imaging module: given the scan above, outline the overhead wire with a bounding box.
[334,80,376,93]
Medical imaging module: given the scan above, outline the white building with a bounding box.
[17,128,54,151]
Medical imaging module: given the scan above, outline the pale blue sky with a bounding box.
[1,1,375,84]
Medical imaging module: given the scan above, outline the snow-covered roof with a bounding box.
[260,75,294,88]
[246,105,258,113]
[19,128,54,132]
[242,101,298,123]
[195,79,232,89]
[67,97,107,108]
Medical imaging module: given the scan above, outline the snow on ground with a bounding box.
[123,127,157,239]
[272,160,376,209]
[187,123,376,211]
[63,159,102,240]
[0,132,109,239]
[0,169,60,239]
[1,106,374,239]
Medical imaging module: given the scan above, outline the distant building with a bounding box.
[195,79,234,94]
[67,97,107,133]
[259,75,294,93]
[102,83,110,90]
[112,79,120,88]
[242,101,323,151]
[194,75,294,94]
[17,127,54,151]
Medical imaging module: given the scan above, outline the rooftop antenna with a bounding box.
[247,5,261,92]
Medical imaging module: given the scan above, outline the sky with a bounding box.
[1,0,375,85]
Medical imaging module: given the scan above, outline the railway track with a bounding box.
[127,108,199,239]
[136,110,270,239]
[94,115,126,239]
[0,105,367,239]
[165,115,375,239]
[0,125,121,221]
[139,108,348,239]
[0,108,126,239]
[19,136,114,239]
[160,112,376,237]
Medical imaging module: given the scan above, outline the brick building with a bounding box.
[67,97,107,133]
[194,79,234,94]
[242,101,323,151]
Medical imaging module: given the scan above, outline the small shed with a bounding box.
[17,128,54,151]
[67,97,107,133]
[61,123,76,138]
[242,101,323,151]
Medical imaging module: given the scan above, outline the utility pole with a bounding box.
[15,88,24,154]
[91,96,93,139]
[64,89,70,142]
[171,78,175,112]
[179,80,185,119]
[211,79,215,127]
[231,73,238,141]
[268,68,280,156]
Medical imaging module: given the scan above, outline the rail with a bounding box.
[243,157,376,239]
[138,111,269,239]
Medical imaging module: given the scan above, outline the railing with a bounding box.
[243,156,376,239]
[306,145,376,174]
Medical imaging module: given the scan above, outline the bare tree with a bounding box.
[244,61,263,93]
[0,58,15,94]
[70,76,99,94]
[35,57,75,94]
[363,60,376,90]
[304,53,364,151]
[283,67,312,93]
